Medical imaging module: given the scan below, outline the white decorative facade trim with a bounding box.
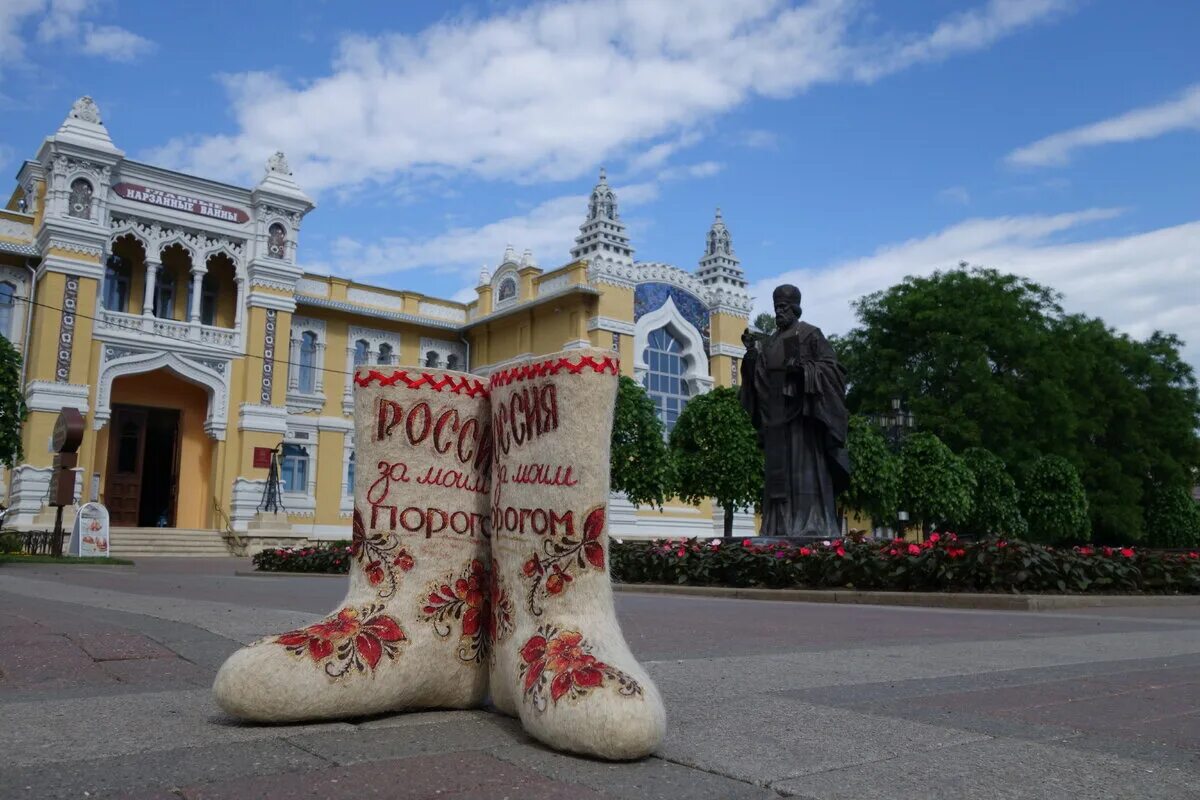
[230,477,267,530]
[287,315,327,408]
[419,336,466,370]
[471,351,533,377]
[536,274,572,296]
[24,381,90,413]
[561,339,591,350]
[237,403,288,434]
[709,342,748,358]
[586,258,637,288]
[491,263,520,310]
[708,287,753,318]
[632,295,713,396]
[280,416,320,515]
[417,301,467,322]
[94,348,230,440]
[340,432,355,517]
[343,326,401,413]
[295,277,330,297]
[0,217,32,239]
[246,289,296,312]
[587,316,636,336]
[347,287,403,311]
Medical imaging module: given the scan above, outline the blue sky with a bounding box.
[2,1,1198,363]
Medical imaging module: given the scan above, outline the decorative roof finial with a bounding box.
[715,206,723,222]
[69,96,101,124]
[520,249,537,268]
[479,263,491,285]
[502,243,517,264]
[266,151,292,175]
[598,166,607,183]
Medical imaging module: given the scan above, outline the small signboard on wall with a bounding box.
[69,503,110,557]
[253,447,274,469]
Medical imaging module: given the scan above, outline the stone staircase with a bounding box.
[102,527,236,557]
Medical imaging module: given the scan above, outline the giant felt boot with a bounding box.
[486,348,666,759]
[213,367,493,722]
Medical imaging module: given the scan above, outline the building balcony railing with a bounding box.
[97,308,240,352]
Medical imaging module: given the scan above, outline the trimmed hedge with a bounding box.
[255,535,1200,595]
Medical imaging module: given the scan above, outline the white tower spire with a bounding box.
[570,167,634,268]
[696,207,746,290]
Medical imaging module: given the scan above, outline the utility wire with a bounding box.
[9,294,403,380]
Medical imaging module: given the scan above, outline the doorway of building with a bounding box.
[105,405,181,527]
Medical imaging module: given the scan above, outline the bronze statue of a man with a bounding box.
[739,284,850,539]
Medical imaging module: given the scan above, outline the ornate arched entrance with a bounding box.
[98,366,218,528]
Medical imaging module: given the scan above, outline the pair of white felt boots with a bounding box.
[213,348,665,761]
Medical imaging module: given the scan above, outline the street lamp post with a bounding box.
[870,397,915,538]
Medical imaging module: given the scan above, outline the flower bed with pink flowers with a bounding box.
[252,536,1200,594]
[610,535,1200,595]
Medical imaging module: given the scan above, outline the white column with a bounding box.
[233,277,245,331]
[188,266,205,325]
[314,341,326,394]
[287,336,300,391]
[142,259,161,316]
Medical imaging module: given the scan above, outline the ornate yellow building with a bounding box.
[0,97,754,552]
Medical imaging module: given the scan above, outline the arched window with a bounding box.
[298,331,318,393]
[346,451,356,494]
[267,223,287,259]
[0,281,15,340]
[424,351,440,368]
[154,272,175,318]
[643,327,690,433]
[498,277,517,302]
[376,343,393,365]
[445,353,459,370]
[353,339,370,366]
[103,256,131,312]
[68,178,93,219]
[280,443,309,493]
[200,273,218,325]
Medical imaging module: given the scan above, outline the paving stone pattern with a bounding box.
[0,558,1197,799]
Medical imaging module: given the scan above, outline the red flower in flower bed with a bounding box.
[421,559,490,663]
[517,626,643,711]
[275,604,406,678]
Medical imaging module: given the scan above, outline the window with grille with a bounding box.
[642,327,690,433]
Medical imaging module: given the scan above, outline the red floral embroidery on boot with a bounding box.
[275,604,406,678]
[517,626,643,712]
[421,559,490,663]
[353,507,413,599]
[522,505,607,614]
[487,559,515,653]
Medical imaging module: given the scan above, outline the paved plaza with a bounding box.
[1,558,1198,799]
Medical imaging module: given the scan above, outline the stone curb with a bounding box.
[234,570,344,579]
[613,583,1200,611]
[234,570,1200,611]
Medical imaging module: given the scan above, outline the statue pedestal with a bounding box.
[247,511,289,532]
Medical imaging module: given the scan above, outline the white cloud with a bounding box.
[1008,83,1200,167]
[80,23,155,61]
[0,0,45,70]
[150,0,1069,193]
[0,0,154,74]
[750,209,1200,366]
[852,0,1074,81]
[305,194,585,284]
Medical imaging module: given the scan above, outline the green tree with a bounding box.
[752,312,776,336]
[837,265,1200,542]
[842,416,900,526]
[1143,484,1200,549]
[1023,455,1090,544]
[610,375,674,508]
[898,432,974,532]
[670,387,762,537]
[956,447,1027,538]
[0,336,26,469]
